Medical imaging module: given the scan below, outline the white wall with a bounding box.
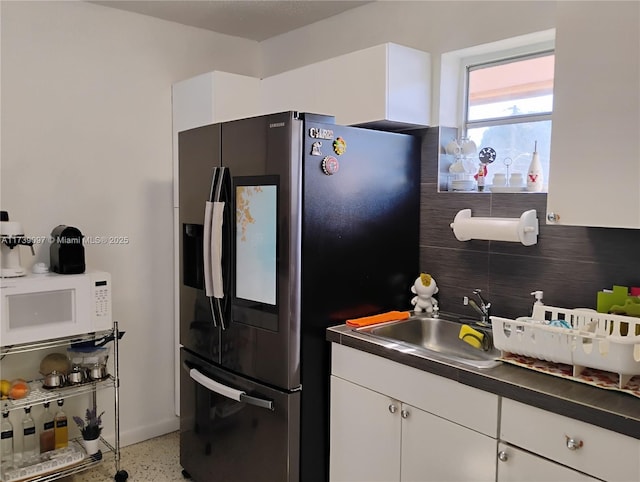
[1,0,259,446]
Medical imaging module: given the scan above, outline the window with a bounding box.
[464,51,554,190]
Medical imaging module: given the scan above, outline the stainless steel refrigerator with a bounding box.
[178,111,420,482]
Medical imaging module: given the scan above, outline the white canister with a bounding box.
[509,172,524,186]
[493,173,507,186]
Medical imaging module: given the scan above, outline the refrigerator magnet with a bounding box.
[309,127,334,140]
[311,141,323,156]
[333,137,347,155]
[321,156,339,175]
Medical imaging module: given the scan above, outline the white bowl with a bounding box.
[451,179,476,191]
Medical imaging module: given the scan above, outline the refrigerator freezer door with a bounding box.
[180,349,300,482]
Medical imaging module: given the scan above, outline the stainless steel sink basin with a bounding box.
[355,313,502,369]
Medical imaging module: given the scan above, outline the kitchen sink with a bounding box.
[354,313,502,369]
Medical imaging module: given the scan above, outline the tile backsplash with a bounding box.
[419,127,640,320]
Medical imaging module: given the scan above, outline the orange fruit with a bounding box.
[9,379,30,400]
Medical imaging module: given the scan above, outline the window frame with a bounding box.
[463,49,555,135]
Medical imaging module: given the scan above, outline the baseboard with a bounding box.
[101,416,180,448]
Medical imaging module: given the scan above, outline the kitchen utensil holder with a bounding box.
[491,305,640,388]
[450,209,538,246]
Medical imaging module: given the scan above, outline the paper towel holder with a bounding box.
[450,209,539,246]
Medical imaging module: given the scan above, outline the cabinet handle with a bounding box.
[565,435,583,451]
[401,409,409,419]
[388,404,397,414]
[498,451,509,462]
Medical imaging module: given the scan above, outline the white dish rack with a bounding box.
[491,305,640,389]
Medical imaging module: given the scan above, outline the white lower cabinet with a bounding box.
[400,397,496,482]
[330,375,400,482]
[330,344,497,482]
[500,399,640,482]
[496,442,598,482]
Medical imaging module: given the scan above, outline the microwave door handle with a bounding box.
[188,368,274,411]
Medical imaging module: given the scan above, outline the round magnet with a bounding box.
[333,137,347,155]
[321,156,339,175]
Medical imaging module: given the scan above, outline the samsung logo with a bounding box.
[269,122,286,128]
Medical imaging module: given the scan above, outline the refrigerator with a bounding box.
[178,111,420,482]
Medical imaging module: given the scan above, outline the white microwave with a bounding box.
[0,271,112,346]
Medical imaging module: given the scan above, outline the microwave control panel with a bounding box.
[91,274,112,323]
[94,280,110,317]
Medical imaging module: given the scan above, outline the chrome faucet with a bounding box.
[463,289,492,325]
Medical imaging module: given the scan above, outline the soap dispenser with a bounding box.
[531,290,544,307]
[526,141,544,192]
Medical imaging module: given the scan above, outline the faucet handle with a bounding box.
[472,289,488,306]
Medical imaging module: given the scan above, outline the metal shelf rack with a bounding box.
[1,321,127,482]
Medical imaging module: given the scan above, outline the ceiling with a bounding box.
[91,1,372,42]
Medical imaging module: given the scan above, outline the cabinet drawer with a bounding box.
[331,344,498,437]
[497,442,599,481]
[501,398,640,482]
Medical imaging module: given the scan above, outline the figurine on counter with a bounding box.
[410,273,439,313]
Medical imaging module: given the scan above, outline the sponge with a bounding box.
[458,324,485,350]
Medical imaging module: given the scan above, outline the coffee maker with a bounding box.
[0,211,34,277]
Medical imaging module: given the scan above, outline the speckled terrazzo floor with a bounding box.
[61,431,183,482]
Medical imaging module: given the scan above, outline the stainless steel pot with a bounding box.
[43,370,66,389]
[88,364,108,380]
[67,366,88,385]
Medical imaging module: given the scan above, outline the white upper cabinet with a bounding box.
[171,71,261,207]
[261,43,431,129]
[172,71,261,133]
[547,2,640,228]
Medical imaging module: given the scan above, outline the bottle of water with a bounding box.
[22,407,37,463]
[1,411,14,469]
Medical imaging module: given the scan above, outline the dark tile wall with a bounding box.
[419,127,640,320]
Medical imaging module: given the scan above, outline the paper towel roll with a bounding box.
[450,209,538,246]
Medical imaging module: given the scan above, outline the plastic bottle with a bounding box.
[22,407,37,462]
[526,141,544,192]
[39,403,55,453]
[1,411,14,469]
[54,400,68,449]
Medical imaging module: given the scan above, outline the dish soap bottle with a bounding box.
[54,400,68,449]
[1,411,14,469]
[526,141,544,192]
[39,402,55,453]
[22,407,37,463]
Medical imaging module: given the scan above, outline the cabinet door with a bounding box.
[329,375,401,482]
[401,404,496,482]
[497,443,598,482]
[547,1,640,228]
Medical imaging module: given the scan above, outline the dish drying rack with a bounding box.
[491,305,640,389]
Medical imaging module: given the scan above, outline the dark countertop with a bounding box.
[327,324,640,440]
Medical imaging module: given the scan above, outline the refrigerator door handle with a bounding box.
[211,201,225,300]
[211,166,229,330]
[188,367,274,411]
[203,200,215,299]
